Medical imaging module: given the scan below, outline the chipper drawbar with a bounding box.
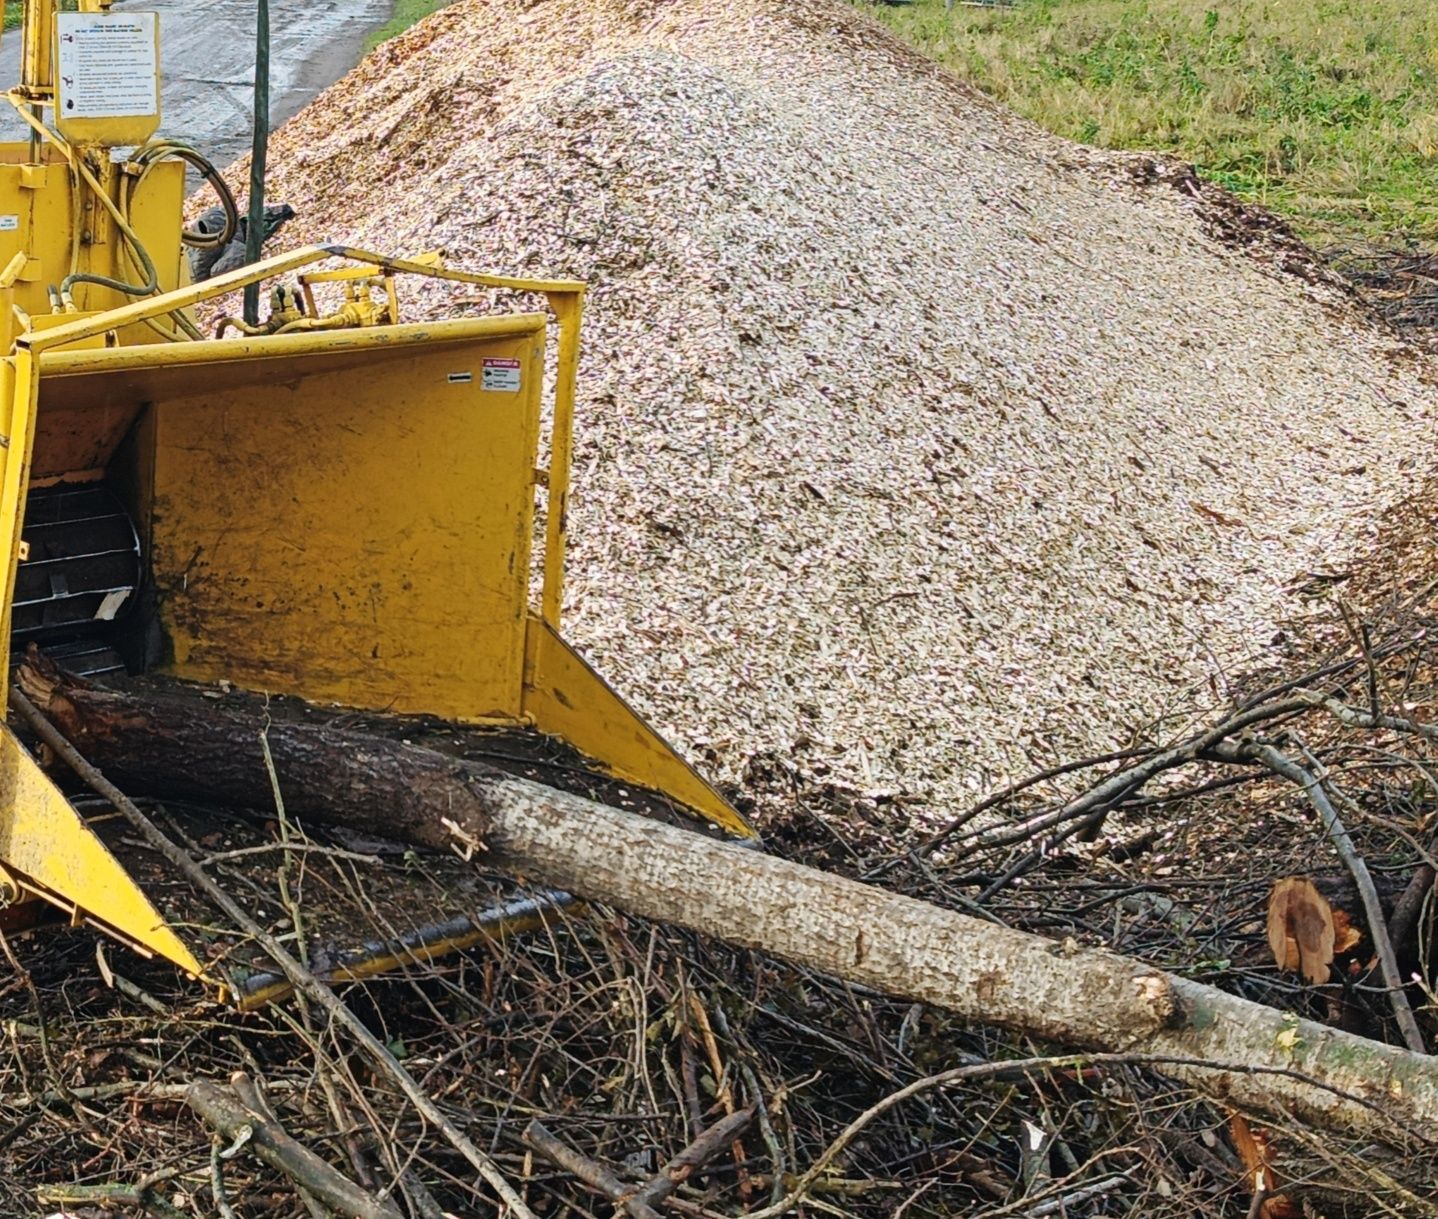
[0,1,755,1002]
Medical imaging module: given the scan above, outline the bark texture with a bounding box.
[484,786,1438,1138]
[26,664,1438,1143]
[189,1074,402,1219]
[20,657,493,855]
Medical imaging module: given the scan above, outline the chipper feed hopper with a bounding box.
[0,1,755,1001]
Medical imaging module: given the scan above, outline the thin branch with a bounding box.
[732,1051,1388,1219]
[1297,689,1438,743]
[946,698,1312,858]
[8,685,540,1219]
[1236,738,1426,1054]
[190,1074,401,1219]
[522,1120,661,1219]
[629,1106,756,1214]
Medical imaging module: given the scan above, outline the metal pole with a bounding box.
[242,0,270,325]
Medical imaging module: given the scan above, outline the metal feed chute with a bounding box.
[0,1,754,1000]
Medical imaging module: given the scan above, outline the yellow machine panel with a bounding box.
[0,3,758,989]
[114,319,549,718]
[0,145,186,352]
[0,0,755,996]
[0,248,756,980]
[0,726,199,973]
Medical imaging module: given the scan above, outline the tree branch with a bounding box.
[1234,739,1426,1054]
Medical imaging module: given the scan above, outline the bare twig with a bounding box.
[905,744,1152,864]
[211,1134,243,1219]
[35,1182,189,1219]
[9,685,540,1219]
[189,1074,402,1219]
[630,1106,756,1214]
[1237,739,1426,1054]
[1297,689,1438,742]
[975,1169,1136,1219]
[522,1120,662,1219]
[1391,866,1437,954]
[737,1052,1285,1219]
[944,698,1309,858]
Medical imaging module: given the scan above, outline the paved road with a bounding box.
[0,0,393,168]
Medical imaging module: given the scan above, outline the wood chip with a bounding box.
[202,0,1438,825]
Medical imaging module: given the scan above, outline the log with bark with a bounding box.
[17,659,1438,1146]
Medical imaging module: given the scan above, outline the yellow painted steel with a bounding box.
[0,139,186,352]
[0,10,755,985]
[0,723,203,976]
[15,243,584,354]
[17,0,57,98]
[541,290,581,627]
[0,241,756,982]
[0,346,36,660]
[522,617,752,838]
[142,318,548,716]
[0,284,754,973]
[233,898,577,1010]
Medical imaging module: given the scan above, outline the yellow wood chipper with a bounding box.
[0,0,755,1001]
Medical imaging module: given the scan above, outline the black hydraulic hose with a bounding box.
[57,138,236,316]
[136,139,240,250]
[243,0,270,326]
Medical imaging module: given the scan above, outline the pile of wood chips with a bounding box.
[228,0,1438,826]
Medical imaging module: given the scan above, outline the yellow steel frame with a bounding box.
[0,718,200,971]
[16,0,119,102]
[139,317,549,715]
[0,133,187,353]
[0,245,585,647]
[0,246,752,986]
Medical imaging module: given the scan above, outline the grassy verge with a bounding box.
[5,2,83,31]
[365,0,453,51]
[862,0,1438,248]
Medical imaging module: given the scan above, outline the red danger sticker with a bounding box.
[482,357,522,392]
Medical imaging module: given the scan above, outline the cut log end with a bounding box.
[1267,877,1336,985]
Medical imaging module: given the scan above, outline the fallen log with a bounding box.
[17,655,491,857]
[19,662,1438,1144]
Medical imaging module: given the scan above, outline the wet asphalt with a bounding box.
[0,0,393,169]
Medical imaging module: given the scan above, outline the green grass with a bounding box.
[365,0,453,51]
[862,0,1438,248]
